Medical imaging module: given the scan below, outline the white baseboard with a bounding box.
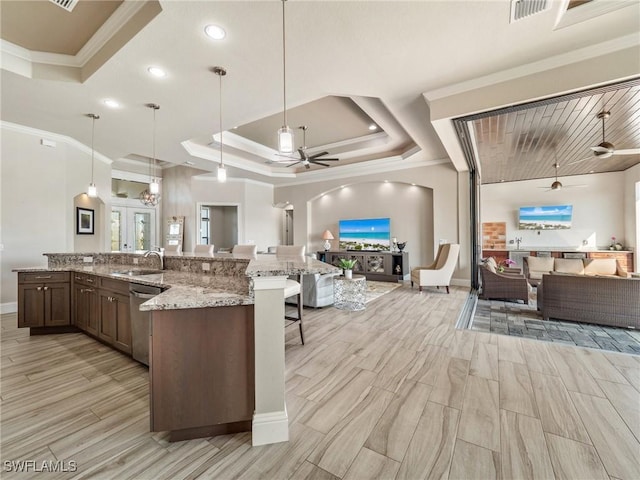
[451,278,471,288]
[1,302,17,314]
[252,408,289,446]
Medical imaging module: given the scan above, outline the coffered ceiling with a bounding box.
[0,0,638,185]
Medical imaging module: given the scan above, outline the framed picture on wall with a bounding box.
[77,207,94,235]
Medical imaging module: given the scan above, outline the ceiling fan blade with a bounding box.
[309,151,329,159]
[286,161,302,167]
[311,161,331,167]
[614,148,640,155]
[564,184,587,188]
[315,158,339,161]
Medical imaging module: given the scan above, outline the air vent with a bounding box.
[510,0,549,22]
[49,0,79,12]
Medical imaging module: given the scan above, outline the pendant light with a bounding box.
[140,103,160,206]
[86,113,99,198]
[213,66,227,182]
[277,0,294,154]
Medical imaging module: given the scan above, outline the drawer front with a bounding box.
[100,277,130,295]
[19,272,70,284]
[72,273,98,286]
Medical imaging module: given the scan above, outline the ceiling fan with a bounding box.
[570,111,640,165]
[538,163,586,191]
[271,126,339,169]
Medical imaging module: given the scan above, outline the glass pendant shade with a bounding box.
[278,126,294,153]
[87,182,97,198]
[149,179,160,194]
[217,164,227,182]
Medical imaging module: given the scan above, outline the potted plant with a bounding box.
[338,258,358,279]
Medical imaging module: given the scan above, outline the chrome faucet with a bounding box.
[143,248,164,270]
[515,237,522,250]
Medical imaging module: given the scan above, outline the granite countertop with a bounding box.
[245,254,340,277]
[14,254,340,312]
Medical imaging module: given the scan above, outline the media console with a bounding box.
[317,251,409,282]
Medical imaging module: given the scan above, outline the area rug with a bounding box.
[365,280,401,303]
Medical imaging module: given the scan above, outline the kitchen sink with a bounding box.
[113,269,164,276]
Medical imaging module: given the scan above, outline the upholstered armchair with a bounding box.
[411,243,460,293]
[479,264,530,304]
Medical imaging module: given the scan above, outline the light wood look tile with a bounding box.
[549,346,605,397]
[429,357,469,410]
[449,439,501,480]
[457,374,500,452]
[615,364,640,392]
[365,381,432,461]
[469,341,499,381]
[575,348,630,385]
[596,379,640,442]
[498,360,539,418]
[307,387,394,478]
[497,335,525,364]
[406,344,447,386]
[529,371,591,444]
[545,432,609,480]
[450,330,476,361]
[290,461,340,480]
[301,368,376,434]
[570,391,640,480]
[342,447,400,480]
[500,409,554,480]
[2,286,640,480]
[396,401,460,480]
[521,338,559,376]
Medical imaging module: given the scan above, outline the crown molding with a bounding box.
[1,121,112,165]
[424,34,640,103]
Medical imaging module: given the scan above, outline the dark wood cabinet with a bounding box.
[98,278,131,354]
[72,273,99,335]
[318,251,409,282]
[18,272,70,328]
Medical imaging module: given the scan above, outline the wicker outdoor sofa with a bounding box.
[537,273,640,329]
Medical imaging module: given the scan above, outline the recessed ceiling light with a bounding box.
[104,99,119,108]
[411,183,416,186]
[384,180,389,183]
[589,170,594,173]
[148,66,166,78]
[205,24,226,40]
[368,124,377,131]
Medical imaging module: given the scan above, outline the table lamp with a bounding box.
[322,230,334,251]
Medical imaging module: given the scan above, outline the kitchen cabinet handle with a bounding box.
[75,276,83,280]
[37,287,42,291]
[82,288,94,293]
[86,278,94,283]
[35,275,52,279]
[43,286,48,291]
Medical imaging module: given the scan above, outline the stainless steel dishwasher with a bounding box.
[130,283,162,366]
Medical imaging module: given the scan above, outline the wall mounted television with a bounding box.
[339,217,391,251]
[518,205,573,230]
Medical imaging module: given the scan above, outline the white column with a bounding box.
[251,275,289,446]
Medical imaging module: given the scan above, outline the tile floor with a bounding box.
[472,294,640,355]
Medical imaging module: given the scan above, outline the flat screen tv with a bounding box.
[518,205,573,230]
[339,217,391,251]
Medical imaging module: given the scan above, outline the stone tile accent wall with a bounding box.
[482,222,506,249]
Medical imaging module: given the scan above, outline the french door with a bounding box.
[111,205,157,252]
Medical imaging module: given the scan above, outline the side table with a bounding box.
[334,274,367,311]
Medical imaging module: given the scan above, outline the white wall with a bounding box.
[163,168,281,253]
[481,171,627,250]
[624,163,640,271]
[0,125,111,310]
[310,182,433,266]
[274,163,470,283]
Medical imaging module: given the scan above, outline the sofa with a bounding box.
[537,273,640,329]
[286,272,340,308]
[523,256,629,286]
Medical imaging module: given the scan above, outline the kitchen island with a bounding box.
[14,252,339,446]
